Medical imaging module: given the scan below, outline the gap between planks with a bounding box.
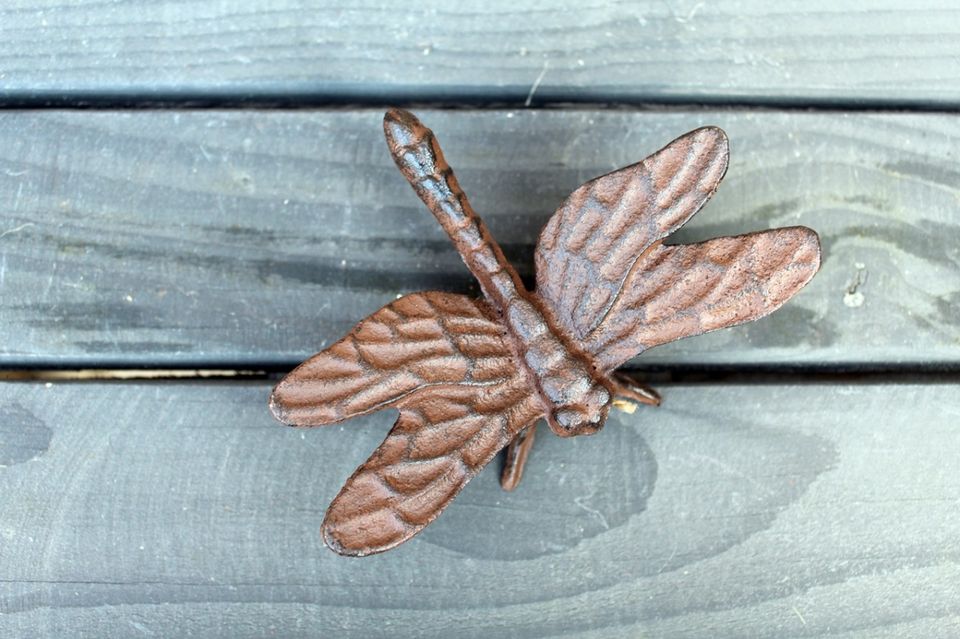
[2,92,960,114]
[0,369,267,381]
[3,367,960,385]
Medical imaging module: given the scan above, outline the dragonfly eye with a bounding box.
[592,386,611,407]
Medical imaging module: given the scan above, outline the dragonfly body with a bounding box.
[384,109,613,437]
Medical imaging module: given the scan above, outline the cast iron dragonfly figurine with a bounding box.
[270,109,821,556]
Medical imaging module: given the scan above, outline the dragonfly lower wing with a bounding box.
[321,377,544,556]
[270,291,517,426]
[586,227,821,372]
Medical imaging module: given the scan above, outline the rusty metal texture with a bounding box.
[270,109,822,556]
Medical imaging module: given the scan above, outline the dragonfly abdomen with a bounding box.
[384,109,525,311]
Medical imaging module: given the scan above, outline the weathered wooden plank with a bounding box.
[1,109,959,368]
[0,380,958,638]
[0,1,959,106]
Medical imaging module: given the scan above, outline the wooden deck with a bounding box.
[1,2,959,637]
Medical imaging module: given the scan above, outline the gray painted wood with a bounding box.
[0,380,957,637]
[0,1,959,106]
[1,109,959,368]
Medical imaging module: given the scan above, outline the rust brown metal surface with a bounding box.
[269,109,822,557]
[499,424,537,492]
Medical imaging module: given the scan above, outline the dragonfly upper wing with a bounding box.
[535,127,729,340]
[270,291,518,426]
[585,227,821,372]
[322,376,544,556]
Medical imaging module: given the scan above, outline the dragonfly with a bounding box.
[270,109,821,557]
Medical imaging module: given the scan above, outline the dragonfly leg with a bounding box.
[500,423,538,491]
[611,373,661,413]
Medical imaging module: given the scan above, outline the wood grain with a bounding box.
[1,109,958,369]
[0,380,957,637]
[0,1,959,106]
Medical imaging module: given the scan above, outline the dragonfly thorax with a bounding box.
[505,298,614,437]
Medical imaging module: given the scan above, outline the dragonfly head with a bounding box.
[547,381,612,438]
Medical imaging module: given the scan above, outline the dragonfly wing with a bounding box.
[535,127,729,340]
[270,291,517,426]
[585,227,821,372]
[321,376,544,556]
